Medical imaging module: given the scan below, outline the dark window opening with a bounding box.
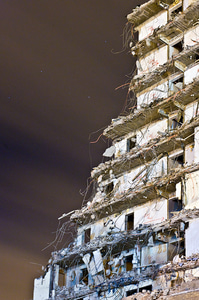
[84,228,91,244]
[170,114,183,130]
[169,197,182,218]
[126,285,152,296]
[79,268,88,285]
[195,53,199,61]
[170,41,183,58]
[127,137,136,152]
[125,254,133,271]
[126,289,137,296]
[170,5,182,19]
[168,240,185,261]
[105,182,114,195]
[125,213,134,231]
[173,41,183,53]
[140,285,153,292]
[169,153,184,170]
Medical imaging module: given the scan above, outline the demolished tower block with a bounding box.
[33,0,199,299]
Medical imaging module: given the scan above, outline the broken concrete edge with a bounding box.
[52,253,199,299]
[103,76,199,141]
[92,115,198,181]
[49,208,199,267]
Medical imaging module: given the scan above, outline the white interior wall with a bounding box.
[137,82,168,109]
[185,218,199,256]
[183,0,197,10]
[114,139,127,157]
[184,25,199,47]
[184,63,199,85]
[185,170,199,207]
[138,46,168,75]
[195,126,199,163]
[33,268,51,300]
[141,244,168,266]
[147,156,167,180]
[136,119,167,146]
[185,144,194,165]
[115,165,146,196]
[138,11,167,41]
[134,199,167,228]
[184,101,198,122]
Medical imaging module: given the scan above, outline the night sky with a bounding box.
[0,1,143,299]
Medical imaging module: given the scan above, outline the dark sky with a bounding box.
[0,1,143,299]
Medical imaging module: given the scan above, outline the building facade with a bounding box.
[33,0,199,299]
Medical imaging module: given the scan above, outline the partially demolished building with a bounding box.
[33,0,199,299]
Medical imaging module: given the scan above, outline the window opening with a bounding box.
[105,182,114,195]
[126,285,152,296]
[126,289,137,296]
[169,114,183,130]
[169,152,184,170]
[169,4,182,19]
[140,285,153,292]
[125,213,134,231]
[169,76,183,94]
[170,41,183,58]
[169,197,182,218]
[84,228,91,244]
[79,267,88,285]
[127,137,136,152]
[125,254,133,271]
